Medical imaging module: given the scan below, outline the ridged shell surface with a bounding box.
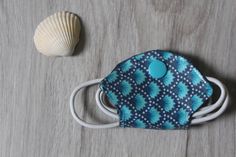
[34,11,81,56]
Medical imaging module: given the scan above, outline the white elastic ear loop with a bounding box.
[191,89,229,124]
[95,77,229,125]
[69,78,119,129]
[192,77,227,117]
[191,79,229,124]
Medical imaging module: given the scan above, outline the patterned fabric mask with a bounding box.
[70,50,229,129]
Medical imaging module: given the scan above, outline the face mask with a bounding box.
[70,50,229,129]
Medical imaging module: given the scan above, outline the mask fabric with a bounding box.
[70,50,229,129]
[100,50,213,129]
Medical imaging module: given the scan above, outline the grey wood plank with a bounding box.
[0,0,235,157]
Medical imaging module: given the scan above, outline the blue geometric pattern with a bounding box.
[100,50,213,129]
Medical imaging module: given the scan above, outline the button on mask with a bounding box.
[70,50,229,129]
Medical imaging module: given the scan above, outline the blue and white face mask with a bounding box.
[70,50,229,129]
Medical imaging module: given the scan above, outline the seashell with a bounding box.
[34,11,81,56]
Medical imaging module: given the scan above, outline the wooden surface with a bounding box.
[0,0,236,157]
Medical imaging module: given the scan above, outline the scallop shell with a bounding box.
[34,11,81,56]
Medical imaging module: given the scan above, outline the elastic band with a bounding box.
[69,78,119,129]
[191,81,229,124]
[70,77,229,128]
[192,77,227,117]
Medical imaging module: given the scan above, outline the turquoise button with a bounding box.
[148,59,167,79]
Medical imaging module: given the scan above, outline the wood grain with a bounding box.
[0,0,236,157]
